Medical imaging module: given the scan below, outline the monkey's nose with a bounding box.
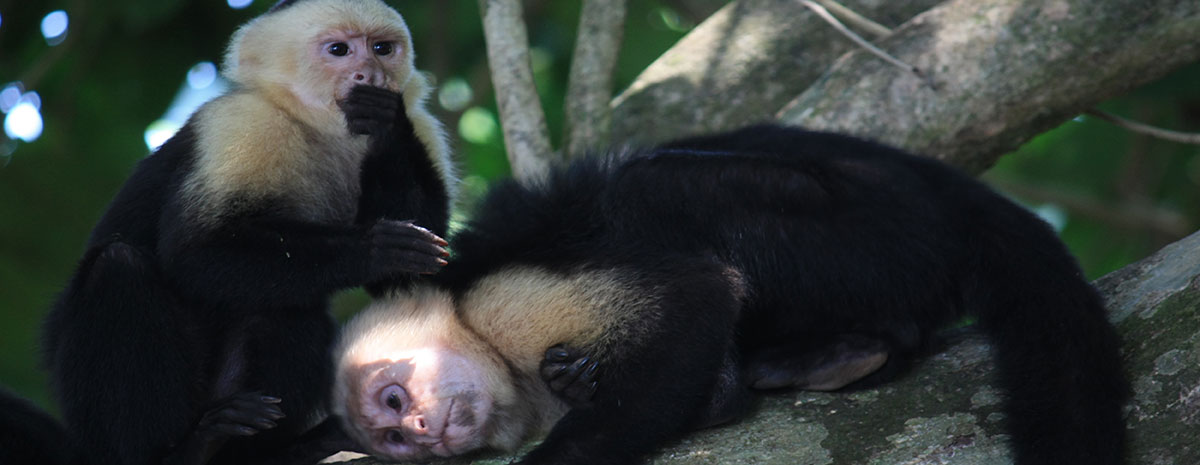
[409,415,428,434]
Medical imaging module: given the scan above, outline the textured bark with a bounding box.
[609,0,946,147]
[478,0,553,184]
[777,0,1200,174]
[563,0,627,159]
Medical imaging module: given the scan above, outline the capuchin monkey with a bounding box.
[334,125,1129,465]
[28,1,453,464]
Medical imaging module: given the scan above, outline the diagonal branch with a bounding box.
[776,0,1200,174]
[608,0,945,147]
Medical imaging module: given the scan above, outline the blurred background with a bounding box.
[1,0,1198,413]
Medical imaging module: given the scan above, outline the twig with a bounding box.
[478,0,553,184]
[1085,109,1200,145]
[564,0,627,159]
[798,0,922,78]
[814,0,891,38]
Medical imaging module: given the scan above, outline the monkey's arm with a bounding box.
[520,267,742,465]
[344,85,450,235]
[159,217,446,308]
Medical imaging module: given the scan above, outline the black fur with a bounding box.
[439,124,1128,465]
[0,389,74,465]
[34,85,448,465]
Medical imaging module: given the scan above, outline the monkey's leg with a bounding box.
[693,345,753,429]
[540,343,753,430]
[744,333,890,391]
[45,242,208,465]
[164,392,287,465]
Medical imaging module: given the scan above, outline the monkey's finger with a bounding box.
[345,87,402,114]
[544,346,572,363]
[375,250,449,275]
[221,398,287,422]
[374,220,450,246]
[210,402,285,427]
[547,357,592,392]
[350,83,402,100]
[540,362,570,382]
[375,236,449,259]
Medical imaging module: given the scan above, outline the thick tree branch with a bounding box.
[777,0,1200,174]
[609,0,946,147]
[563,0,627,159]
[477,0,553,184]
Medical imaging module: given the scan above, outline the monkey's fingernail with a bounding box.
[548,349,570,360]
[437,258,448,266]
[262,396,282,403]
[584,361,599,377]
[434,237,449,247]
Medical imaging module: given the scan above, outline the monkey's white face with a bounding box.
[349,347,495,461]
[311,29,409,102]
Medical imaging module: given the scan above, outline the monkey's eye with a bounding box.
[373,41,394,56]
[386,392,402,409]
[327,42,350,57]
[385,429,405,444]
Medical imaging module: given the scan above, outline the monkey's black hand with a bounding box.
[340,85,412,141]
[195,392,286,439]
[367,219,449,278]
[540,344,599,408]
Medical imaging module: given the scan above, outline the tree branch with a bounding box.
[609,0,946,146]
[1086,109,1200,145]
[477,0,553,184]
[563,0,627,159]
[777,0,1200,174]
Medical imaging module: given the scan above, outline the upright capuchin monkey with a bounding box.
[334,125,1129,465]
[26,1,453,464]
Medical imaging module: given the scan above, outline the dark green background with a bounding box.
[1,0,1197,414]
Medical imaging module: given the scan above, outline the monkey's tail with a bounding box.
[0,387,76,465]
[965,201,1129,465]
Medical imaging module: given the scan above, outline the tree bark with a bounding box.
[609,0,946,147]
[778,0,1200,174]
[563,0,627,159]
[478,0,553,185]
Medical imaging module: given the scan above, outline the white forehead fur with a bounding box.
[223,0,415,88]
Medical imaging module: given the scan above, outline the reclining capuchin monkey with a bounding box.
[334,125,1128,465]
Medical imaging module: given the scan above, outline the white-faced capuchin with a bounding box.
[333,125,1129,465]
[21,1,454,464]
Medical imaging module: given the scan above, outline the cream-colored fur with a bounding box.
[335,267,664,453]
[458,266,662,372]
[182,0,455,223]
